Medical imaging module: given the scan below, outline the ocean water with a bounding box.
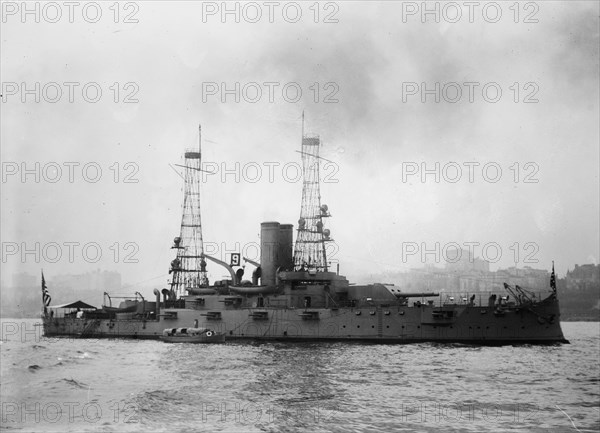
[1,320,598,432]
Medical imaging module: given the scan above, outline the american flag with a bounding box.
[41,272,51,307]
[550,262,556,293]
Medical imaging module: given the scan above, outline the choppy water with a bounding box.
[1,320,598,432]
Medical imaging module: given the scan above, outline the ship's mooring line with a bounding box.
[555,404,582,432]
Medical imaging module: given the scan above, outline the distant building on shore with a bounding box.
[444,248,490,274]
[379,256,553,295]
[566,264,600,290]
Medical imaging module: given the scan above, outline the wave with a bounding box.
[61,377,89,389]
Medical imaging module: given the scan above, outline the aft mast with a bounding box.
[170,125,209,295]
[293,115,332,272]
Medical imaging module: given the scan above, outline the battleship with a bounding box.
[42,125,569,344]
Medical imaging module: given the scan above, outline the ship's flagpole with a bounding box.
[41,269,51,316]
[198,123,208,286]
[550,261,556,293]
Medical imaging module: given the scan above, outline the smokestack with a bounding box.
[161,288,169,307]
[153,288,161,319]
[278,224,294,271]
[261,222,280,287]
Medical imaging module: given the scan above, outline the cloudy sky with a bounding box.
[2,1,598,293]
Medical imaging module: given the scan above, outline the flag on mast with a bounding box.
[41,271,51,307]
[550,261,556,293]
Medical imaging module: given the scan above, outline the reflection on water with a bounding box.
[1,321,598,432]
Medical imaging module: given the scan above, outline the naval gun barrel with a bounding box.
[394,292,440,298]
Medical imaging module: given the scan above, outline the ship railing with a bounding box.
[103,292,144,308]
[330,300,357,308]
[46,307,95,320]
[60,310,84,319]
[435,291,551,308]
[47,309,65,319]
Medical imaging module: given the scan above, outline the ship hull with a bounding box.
[43,297,569,344]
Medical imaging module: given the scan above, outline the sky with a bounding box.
[1,1,599,295]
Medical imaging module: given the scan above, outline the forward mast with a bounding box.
[170,125,208,294]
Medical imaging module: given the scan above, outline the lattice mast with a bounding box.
[170,125,208,294]
[293,116,332,272]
